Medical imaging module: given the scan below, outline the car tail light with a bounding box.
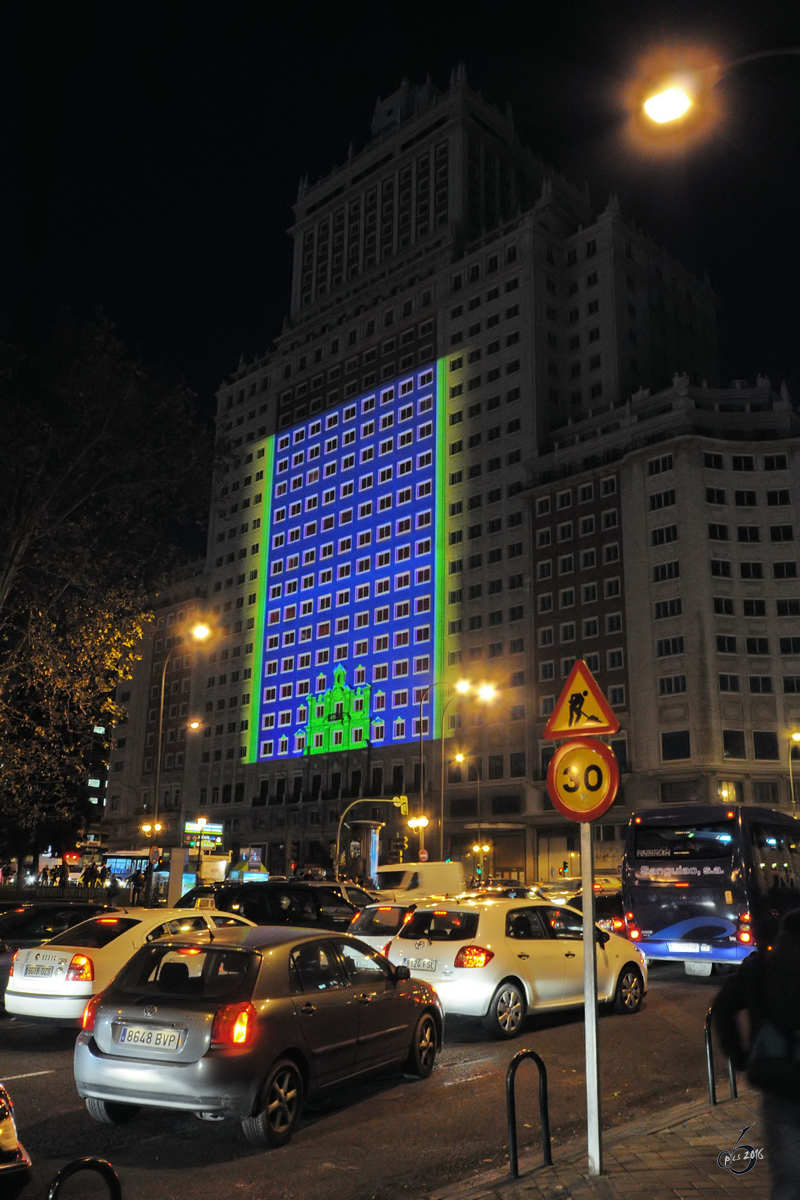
[82,992,103,1033]
[738,929,752,944]
[453,945,494,968]
[611,918,624,931]
[66,955,94,982]
[211,1002,256,1046]
[8,950,18,978]
[623,911,642,941]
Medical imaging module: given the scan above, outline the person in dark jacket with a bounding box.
[712,908,800,1200]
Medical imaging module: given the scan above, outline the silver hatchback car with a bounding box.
[74,926,443,1146]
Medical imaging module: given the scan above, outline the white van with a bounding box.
[374,861,465,900]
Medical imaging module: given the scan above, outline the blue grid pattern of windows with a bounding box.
[256,365,441,760]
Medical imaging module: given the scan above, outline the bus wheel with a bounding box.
[613,965,643,1014]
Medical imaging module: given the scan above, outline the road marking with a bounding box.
[3,1070,55,1081]
[441,1071,492,1087]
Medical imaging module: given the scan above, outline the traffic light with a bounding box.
[403,835,409,852]
[559,860,569,877]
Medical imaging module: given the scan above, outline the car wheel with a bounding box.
[85,1097,140,1125]
[241,1059,304,1148]
[484,980,526,1039]
[613,964,644,1014]
[405,1012,437,1078]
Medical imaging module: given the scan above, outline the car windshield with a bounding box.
[398,909,480,941]
[350,906,410,936]
[47,917,141,948]
[0,906,99,938]
[111,944,260,1002]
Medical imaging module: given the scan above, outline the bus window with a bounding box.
[749,824,800,893]
[633,819,736,861]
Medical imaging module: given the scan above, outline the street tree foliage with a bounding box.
[0,315,210,850]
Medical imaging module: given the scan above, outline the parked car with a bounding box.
[74,926,443,1146]
[385,897,647,1038]
[177,880,375,930]
[0,902,118,1007]
[5,908,254,1024]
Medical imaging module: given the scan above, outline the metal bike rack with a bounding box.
[704,1007,738,1106]
[506,1048,552,1179]
[48,1157,122,1199]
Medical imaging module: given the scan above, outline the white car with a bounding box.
[385,897,647,1038]
[5,908,255,1024]
[347,902,419,951]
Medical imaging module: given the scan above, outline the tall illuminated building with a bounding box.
[107,71,797,883]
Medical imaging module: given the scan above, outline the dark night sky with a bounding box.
[5,1,800,415]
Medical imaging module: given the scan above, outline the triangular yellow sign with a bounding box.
[542,659,620,740]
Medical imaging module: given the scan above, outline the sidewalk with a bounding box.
[431,1086,770,1199]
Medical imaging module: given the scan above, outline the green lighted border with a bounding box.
[247,436,275,761]
[433,355,448,738]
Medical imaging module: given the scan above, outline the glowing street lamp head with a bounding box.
[191,623,211,642]
[188,719,201,730]
[455,753,465,764]
[644,85,693,123]
[455,680,471,694]
[196,816,208,831]
[792,732,800,743]
[477,684,496,702]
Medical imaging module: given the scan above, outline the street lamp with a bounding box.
[146,621,212,905]
[642,49,800,125]
[195,816,207,883]
[408,815,429,856]
[789,732,800,816]
[472,842,491,882]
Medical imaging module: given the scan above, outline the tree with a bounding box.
[0,315,210,858]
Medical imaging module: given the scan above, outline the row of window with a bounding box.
[717,674,800,694]
[663,729,783,762]
[706,487,791,507]
[539,649,624,681]
[537,545,620,579]
[708,524,794,542]
[451,543,525,573]
[654,597,800,620]
[658,636,800,658]
[704,452,789,472]
[534,475,617,514]
[535,512,618,545]
[710,560,797,580]
[537,578,622,612]
[538,613,623,644]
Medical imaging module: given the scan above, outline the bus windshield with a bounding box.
[632,819,736,861]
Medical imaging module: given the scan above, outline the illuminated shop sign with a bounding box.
[248,362,446,763]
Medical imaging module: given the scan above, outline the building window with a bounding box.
[661,730,691,761]
[753,731,779,760]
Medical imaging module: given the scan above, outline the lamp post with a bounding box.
[456,751,485,877]
[436,682,495,860]
[195,815,207,883]
[789,733,800,816]
[145,621,211,905]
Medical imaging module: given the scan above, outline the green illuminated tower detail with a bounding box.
[304,665,372,755]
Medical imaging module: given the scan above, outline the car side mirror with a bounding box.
[596,928,609,947]
[393,965,411,982]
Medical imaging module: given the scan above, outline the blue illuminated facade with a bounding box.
[250,363,446,763]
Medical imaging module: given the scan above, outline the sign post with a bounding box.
[544,660,620,1179]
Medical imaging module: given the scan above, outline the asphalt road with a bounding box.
[1,963,726,1200]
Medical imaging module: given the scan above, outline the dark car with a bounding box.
[74,926,443,1146]
[177,880,374,931]
[564,891,629,936]
[0,902,117,1006]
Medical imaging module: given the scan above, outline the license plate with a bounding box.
[119,1025,181,1050]
[405,957,437,971]
[24,965,53,977]
[668,942,699,954]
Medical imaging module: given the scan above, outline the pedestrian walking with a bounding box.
[39,866,50,886]
[713,907,800,1200]
[127,868,145,905]
[57,861,69,888]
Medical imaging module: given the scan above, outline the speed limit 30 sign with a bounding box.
[546,738,619,822]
